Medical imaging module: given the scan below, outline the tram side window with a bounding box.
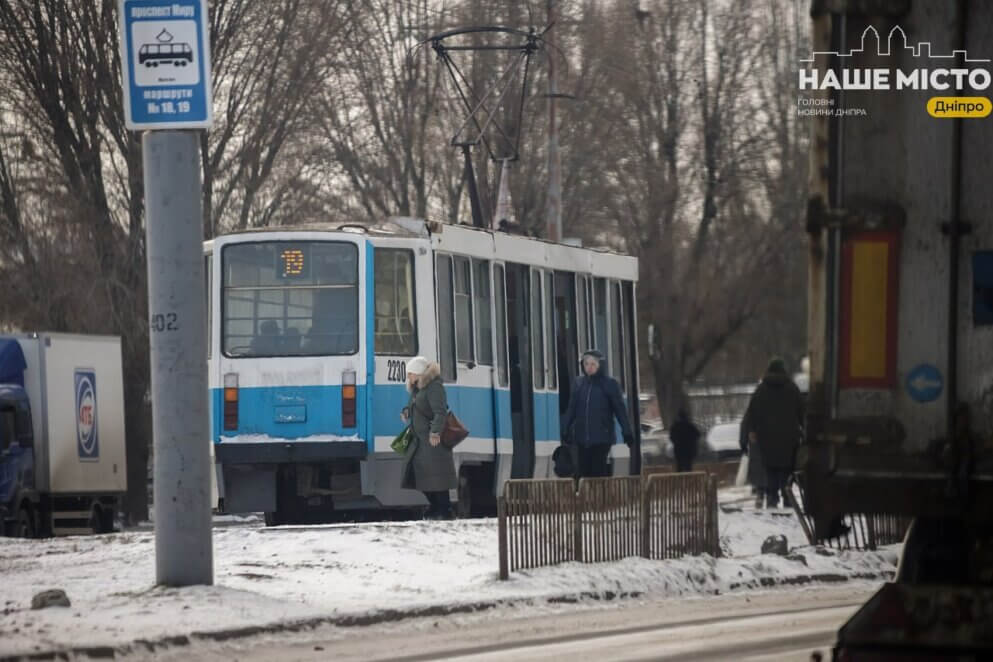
[473,259,493,365]
[622,280,638,415]
[436,254,457,381]
[584,276,595,352]
[454,256,474,363]
[374,248,417,355]
[205,254,212,359]
[531,270,546,389]
[545,271,557,389]
[494,264,509,386]
[576,275,589,360]
[610,281,626,393]
[593,277,608,352]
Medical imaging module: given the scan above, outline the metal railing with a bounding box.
[498,473,719,579]
[789,475,911,550]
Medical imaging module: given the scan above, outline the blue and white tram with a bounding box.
[205,217,641,522]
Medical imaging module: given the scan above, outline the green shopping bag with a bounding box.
[391,425,412,454]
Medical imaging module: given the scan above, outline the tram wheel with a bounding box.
[456,470,472,519]
[16,506,35,538]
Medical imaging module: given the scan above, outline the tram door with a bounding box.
[505,263,535,478]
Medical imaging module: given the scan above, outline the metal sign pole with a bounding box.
[143,130,213,586]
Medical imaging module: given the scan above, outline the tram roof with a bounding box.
[212,217,633,257]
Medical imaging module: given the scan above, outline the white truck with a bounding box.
[0,333,127,537]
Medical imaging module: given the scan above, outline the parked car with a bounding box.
[704,420,744,462]
[640,420,672,464]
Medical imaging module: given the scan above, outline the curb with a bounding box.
[0,570,893,661]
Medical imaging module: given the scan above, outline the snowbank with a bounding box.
[0,490,898,659]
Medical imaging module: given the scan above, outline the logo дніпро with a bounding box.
[75,369,99,461]
[798,26,992,118]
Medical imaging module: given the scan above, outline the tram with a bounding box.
[204,217,640,522]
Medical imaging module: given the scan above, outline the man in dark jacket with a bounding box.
[560,349,635,478]
[669,409,701,472]
[742,357,804,508]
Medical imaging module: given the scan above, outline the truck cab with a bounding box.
[0,384,35,536]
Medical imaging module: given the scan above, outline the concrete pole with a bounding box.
[143,130,213,586]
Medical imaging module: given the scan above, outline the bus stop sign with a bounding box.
[119,0,213,130]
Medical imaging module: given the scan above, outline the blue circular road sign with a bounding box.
[906,364,943,403]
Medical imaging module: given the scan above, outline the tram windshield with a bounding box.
[222,241,359,357]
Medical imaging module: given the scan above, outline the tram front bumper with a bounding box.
[215,440,367,464]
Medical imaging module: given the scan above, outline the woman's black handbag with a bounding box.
[552,444,576,478]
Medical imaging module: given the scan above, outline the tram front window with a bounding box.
[222,241,359,357]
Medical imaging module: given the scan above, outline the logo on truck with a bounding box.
[75,369,99,460]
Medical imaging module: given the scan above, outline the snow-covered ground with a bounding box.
[0,488,899,659]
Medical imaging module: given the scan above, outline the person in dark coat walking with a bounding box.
[400,356,457,519]
[669,409,701,472]
[560,349,634,478]
[742,357,804,508]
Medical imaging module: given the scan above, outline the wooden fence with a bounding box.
[498,473,719,579]
[578,477,643,563]
[643,472,719,560]
[643,461,740,487]
[498,479,577,579]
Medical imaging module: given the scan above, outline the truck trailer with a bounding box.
[0,333,127,537]
[801,0,993,657]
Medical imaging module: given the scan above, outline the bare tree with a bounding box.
[573,0,809,421]
[0,0,352,521]
[203,0,348,235]
[0,0,151,521]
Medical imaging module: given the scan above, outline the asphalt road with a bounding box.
[136,584,875,662]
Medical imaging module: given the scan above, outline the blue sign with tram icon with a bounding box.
[119,0,213,130]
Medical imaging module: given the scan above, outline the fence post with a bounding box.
[573,480,583,563]
[640,474,650,558]
[707,473,720,557]
[498,496,509,580]
[788,473,818,546]
[866,514,878,551]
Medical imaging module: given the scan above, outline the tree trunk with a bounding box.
[651,349,687,428]
[122,360,151,525]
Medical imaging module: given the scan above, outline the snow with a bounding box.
[219,433,362,444]
[0,489,899,658]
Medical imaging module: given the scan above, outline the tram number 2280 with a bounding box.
[386,360,407,383]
